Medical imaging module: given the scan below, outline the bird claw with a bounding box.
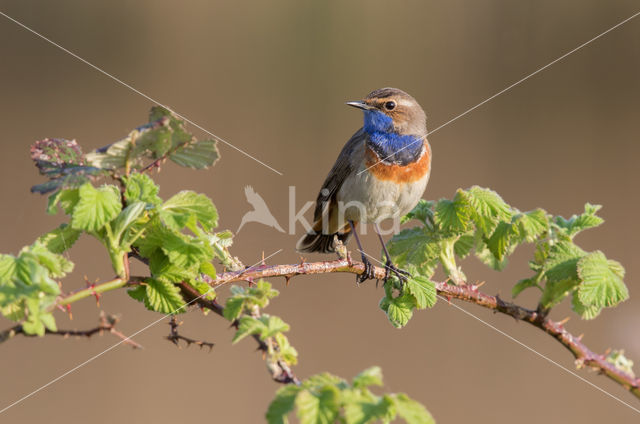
[384,261,411,285]
[356,256,377,284]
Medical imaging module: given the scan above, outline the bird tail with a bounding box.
[296,223,353,254]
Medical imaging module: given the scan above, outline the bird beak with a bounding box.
[345,101,374,111]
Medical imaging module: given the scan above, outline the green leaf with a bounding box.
[148,250,199,283]
[199,261,216,279]
[123,173,162,206]
[161,231,213,269]
[232,316,266,344]
[393,393,435,424]
[577,251,628,309]
[232,315,290,343]
[555,203,604,238]
[540,279,580,309]
[274,333,299,365]
[434,198,471,233]
[295,387,340,424]
[170,139,220,169]
[486,221,516,261]
[129,279,186,314]
[46,188,80,215]
[453,232,474,258]
[458,186,512,237]
[401,199,434,225]
[571,292,602,320]
[111,201,147,244]
[266,385,300,424]
[85,138,131,170]
[543,241,586,283]
[387,228,440,277]
[384,291,415,328]
[71,183,122,232]
[27,244,73,278]
[223,296,245,321]
[512,278,538,298]
[261,315,290,338]
[160,190,218,232]
[37,224,81,254]
[352,367,383,389]
[515,209,549,242]
[406,276,437,310]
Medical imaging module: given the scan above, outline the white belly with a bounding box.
[336,165,429,223]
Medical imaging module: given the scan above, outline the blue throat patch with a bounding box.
[363,110,423,165]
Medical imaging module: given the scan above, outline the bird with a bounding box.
[296,87,431,283]
[237,186,285,233]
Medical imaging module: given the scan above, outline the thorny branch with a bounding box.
[203,258,640,399]
[0,311,142,349]
[0,257,636,398]
[166,316,215,351]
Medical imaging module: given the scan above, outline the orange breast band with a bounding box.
[365,142,431,183]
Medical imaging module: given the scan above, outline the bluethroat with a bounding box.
[296,87,431,283]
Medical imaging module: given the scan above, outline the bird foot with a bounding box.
[356,256,377,285]
[384,260,411,285]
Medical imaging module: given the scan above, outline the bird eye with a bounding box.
[384,101,396,111]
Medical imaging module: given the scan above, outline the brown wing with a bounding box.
[312,127,367,222]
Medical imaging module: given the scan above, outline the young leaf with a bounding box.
[512,278,538,298]
[266,385,300,424]
[37,224,81,254]
[232,316,267,344]
[71,183,122,232]
[145,279,186,314]
[170,139,220,169]
[577,251,628,309]
[393,393,436,424]
[515,209,549,242]
[387,228,440,277]
[434,198,471,234]
[129,279,186,314]
[384,291,416,328]
[111,201,147,244]
[458,186,512,237]
[223,296,246,321]
[295,387,340,424]
[406,276,437,310]
[571,292,602,320]
[401,199,434,225]
[605,350,635,378]
[352,367,383,389]
[160,190,218,231]
[555,203,604,238]
[47,188,80,215]
[123,173,162,206]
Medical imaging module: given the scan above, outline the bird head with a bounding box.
[346,87,427,136]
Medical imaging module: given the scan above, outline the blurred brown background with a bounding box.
[1,1,639,422]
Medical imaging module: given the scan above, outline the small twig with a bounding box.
[177,282,299,384]
[166,316,215,351]
[0,311,142,349]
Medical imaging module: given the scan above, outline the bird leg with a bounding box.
[349,221,376,284]
[374,223,411,284]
